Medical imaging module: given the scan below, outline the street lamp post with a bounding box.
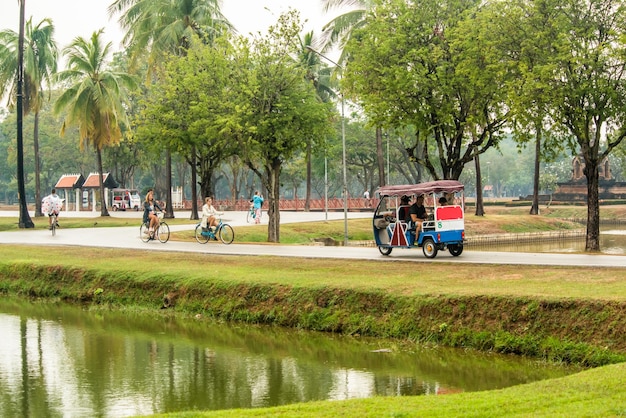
[307,46,348,246]
[386,136,390,185]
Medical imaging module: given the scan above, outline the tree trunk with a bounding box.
[34,112,43,217]
[267,158,281,243]
[529,126,541,215]
[585,160,601,252]
[376,127,385,187]
[97,148,110,217]
[305,140,311,211]
[165,149,175,219]
[474,152,485,217]
[16,0,34,228]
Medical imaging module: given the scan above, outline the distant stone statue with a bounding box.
[570,155,611,181]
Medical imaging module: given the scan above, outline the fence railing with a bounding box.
[463,229,585,247]
[180,197,377,212]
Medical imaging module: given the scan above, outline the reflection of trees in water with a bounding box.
[471,228,626,255]
[0,300,578,416]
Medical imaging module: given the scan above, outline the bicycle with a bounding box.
[49,212,58,236]
[246,203,256,223]
[195,218,234,244]
[140,212,170,243]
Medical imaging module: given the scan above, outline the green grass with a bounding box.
[0,213,193,231]
[1,245,624,301]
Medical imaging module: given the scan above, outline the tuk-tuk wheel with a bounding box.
[449,244,463,256]
[378,246,392,256]
[422,238,438,258]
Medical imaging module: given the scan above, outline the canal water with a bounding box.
[470,227,626,254]
[0,298,580,417]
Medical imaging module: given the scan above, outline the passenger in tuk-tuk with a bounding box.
[439,196,448,206]
[408,195,428,233]
[398,195,411,221]
[383,195,411,236]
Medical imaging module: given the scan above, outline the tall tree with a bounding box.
[108,0,231,219]
[232,12,334,242]
[135,36,236,209]
[343,0,510,185]
[532,0,626,251]
[53,30,137,216]
[13,0,33,227]
[497,0,563,216]
[320,0,388,189]
[0,17,58,217]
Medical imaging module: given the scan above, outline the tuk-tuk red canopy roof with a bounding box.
[376,180,464,197]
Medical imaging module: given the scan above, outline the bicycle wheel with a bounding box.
[157,222,170,243]
[51,215,56,236]
[218,223,234,244]
[195,225,210,244]
[246,209,254,223]
[140,223,151,242]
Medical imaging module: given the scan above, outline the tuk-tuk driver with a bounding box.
[408,195,428,233]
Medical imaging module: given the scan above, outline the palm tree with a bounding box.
[108,0,231,219]
[0,17,58,217]
[53,29,137,216]
[11,0,33,227]
[299,31,336,211]
[320,0,388,189]
[319,0,371,59]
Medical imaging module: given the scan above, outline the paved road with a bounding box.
[1,210,625,267]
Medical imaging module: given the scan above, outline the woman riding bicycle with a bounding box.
[143,189,162,238]
[201,197,223,233]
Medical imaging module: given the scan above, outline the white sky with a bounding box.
[0,0,336,53]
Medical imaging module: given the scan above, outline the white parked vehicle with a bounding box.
[111,188,141,211]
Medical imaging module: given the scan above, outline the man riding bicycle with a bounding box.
[42,188,63,230]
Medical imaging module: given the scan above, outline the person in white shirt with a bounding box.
[41,188,63,230]
[201,197,223,232]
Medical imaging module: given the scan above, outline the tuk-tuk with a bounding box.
[111,188,141,211]
[373,180,465,258]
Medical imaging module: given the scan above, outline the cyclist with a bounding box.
[251,191,264,224]
[143,189,162,238]
[42,188,63,230]
[201,196,223,236]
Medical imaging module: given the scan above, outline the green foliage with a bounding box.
[134,36,237,198]
[344,0,510,181]
[54,30,137,152]
[498,0,626,250]
[229,11,335,241]
[0,94,97,202]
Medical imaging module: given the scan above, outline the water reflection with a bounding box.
[0,298,579,417]
[470,228,626,254]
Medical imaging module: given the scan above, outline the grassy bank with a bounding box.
[1,245,624,367]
